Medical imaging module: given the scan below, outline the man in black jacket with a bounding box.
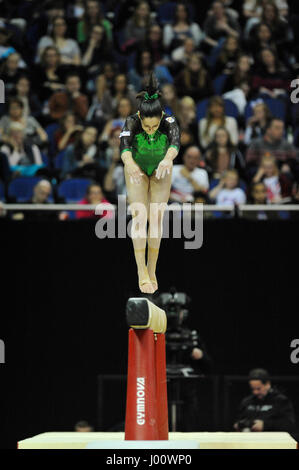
[234,368,296,432]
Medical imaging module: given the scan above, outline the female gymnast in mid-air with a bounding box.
[120,73,180,294]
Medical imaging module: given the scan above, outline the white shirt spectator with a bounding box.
[199,116,239,149]
[172,164,209,195]
[216,187,246,206]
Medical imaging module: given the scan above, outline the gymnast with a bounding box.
[120,73,180,294]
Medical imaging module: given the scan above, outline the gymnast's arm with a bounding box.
[120,117,144,184]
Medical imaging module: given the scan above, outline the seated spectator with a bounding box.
[223,54,253,95]
[170,146,209,203]
[198,96,239,149]
[203,0,240,50]
[77,0,113,45]
[245,2,290,46]
[244,101,272,145]
[163,2,204,53]
[101,74,137,120]
[36,16,81,66]
[0,98,48,147]
[49,73,89,121]
[100,97,133,143]
[246,118,297,174]
[252,154,293,202]
[205,127,245,179]
[174,52,213,102]
[54,112,84,152]
[124,1,153,47]
[128,48,173,92]
[176,96,199,147]
[207,0,239,21]
[209,169,246,205]
[33,46,65,105]
[0,122,44,177]
[0,52,26,94]
[12,179,62,221]
[243,0,288,20]
[171,37,196,68]
[103,128,126,202]
[213,35,242,75]
[94,62,117,102]
[140,23,167,66]
[245,22,277,64]
[234,368,295,432]
[75,182,113,219]
[11,75,42,120]
[81,24,110,73]
[252,47,291,99]
[61,126,104,182]
[245,181,280,220]
[161,84,181,117]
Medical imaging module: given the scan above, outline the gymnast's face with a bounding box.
[139,114,162,135]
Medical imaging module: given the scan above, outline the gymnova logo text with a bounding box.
[94,196,203,249]
[136,377,145,425]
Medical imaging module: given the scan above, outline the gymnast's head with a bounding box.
[136,72,164,135]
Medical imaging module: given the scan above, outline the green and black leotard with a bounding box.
[119,112,180,176]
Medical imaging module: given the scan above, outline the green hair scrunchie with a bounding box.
[144,92,159,101]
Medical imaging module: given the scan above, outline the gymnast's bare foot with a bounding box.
[138,268,155,294]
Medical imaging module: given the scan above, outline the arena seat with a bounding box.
[0,180,5,201]
[58,178,92,202]
[8,176,43,202]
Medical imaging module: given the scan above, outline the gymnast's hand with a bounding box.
[155,157,173,180]
[125,159,145,184]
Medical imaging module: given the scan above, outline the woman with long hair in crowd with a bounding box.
[199,96,239,149]
[252,47,291,98]
[77,0,112,44]
[33,46,65,104]
[101,73,137,120]
[120,73,180,293]
[128,48,173,93]
[174,52,213,102]
[124,1,153,44]
[244,101,272,145]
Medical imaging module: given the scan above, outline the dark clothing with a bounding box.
[236,387,296,432]
[174,70,214,102]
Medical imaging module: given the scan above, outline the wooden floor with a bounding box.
[18,432,298,449]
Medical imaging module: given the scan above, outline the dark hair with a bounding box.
[65,72,81,83]
[136,72,163,119]
[248,368,270,384]
[9,97,24,109]
[50,16,67,39]
[173,2,191,26]
[265,117,284,132]
[135,48,154,76]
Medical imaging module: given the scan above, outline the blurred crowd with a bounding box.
[1,0,299,219]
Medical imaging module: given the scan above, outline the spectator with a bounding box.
[103,128,126,202]
[223,54,253,94]
[243,0,288,20]
[198,96,239,149]
[170,146,209,203]
[203,0,240,50]
[36,16,81,66]
[61,126,104,182]
[11,75,42,120]
[94,62,117,102]
[252,154,293,202]
[252,47,291,99]
[124,1,153,45]
[205,127,245,179]
[171,37,196,68]
[209,169,246,205]
[33,46,65,104]
[54,112,84,152]
[244,101,272,145]
[101,74,137,120]
[0,52,26,94]
[245,2,290,46]
[141,23,166,66]
[75,182,113,219]
[163,2,204,53]
[0,98,48,147]
[100,97,133,143]
[0,122,44,177]
[176,96,199,148]
[174,52,213,102]
[13,179,63,221]
[49,73,89,121]
[245,22,277,63]
[81,25,110,71]
[77,0,112,44]
[234,368,296,432]
[213,35,242,76]
[246,118,298,172]
[128,48,173,92]
[161,83,181,117]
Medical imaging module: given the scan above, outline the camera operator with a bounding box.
[234,368,296,433]
[157,289,212,431]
